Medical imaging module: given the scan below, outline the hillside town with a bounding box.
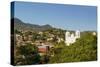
[15,29,65,51]
[14,28,66,64]
[13,28,97,65]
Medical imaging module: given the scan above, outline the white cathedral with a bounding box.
[65,30,80,46]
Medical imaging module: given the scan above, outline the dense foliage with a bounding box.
[14,44,41,65]
[49,32,97,63]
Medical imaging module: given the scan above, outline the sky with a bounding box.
[12,1,97,31]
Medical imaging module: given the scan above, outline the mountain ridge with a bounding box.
[11,18,53,32]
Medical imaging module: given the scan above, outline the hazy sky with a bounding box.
[12,1,97,31]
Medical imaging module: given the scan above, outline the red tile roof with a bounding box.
[38,46,48,53]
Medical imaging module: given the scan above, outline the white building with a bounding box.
[65,30,80,46]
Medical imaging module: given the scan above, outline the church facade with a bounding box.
[65,30,80,46]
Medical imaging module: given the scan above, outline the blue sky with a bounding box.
[12,1,97,31]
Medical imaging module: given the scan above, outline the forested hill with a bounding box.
[11,18,53,32]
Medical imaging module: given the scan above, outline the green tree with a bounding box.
[15,44,41,65]
[49,32,97,63]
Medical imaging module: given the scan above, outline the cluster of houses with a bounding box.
[15,30,64,56]
[15,29,97,58]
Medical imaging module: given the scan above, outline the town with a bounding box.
[14,28,66,65]
[13,27,97,65]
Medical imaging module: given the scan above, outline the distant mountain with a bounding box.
[11,18,53,32]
